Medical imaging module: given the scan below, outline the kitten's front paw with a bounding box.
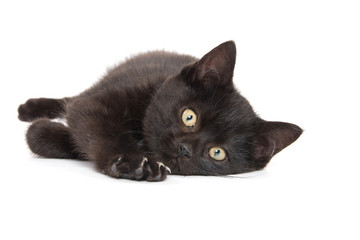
[109,155,170,182]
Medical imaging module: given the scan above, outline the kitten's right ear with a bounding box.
[181,41,236,89]
[251,120,303,170]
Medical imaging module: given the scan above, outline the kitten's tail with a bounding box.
[18,97,70,122]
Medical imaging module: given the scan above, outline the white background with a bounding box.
[1,0,359,239]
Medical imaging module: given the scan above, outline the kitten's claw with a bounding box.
[110,162,118,175]
[157,161,171,174]
[135,157,148,176]
[146,161,170,181]
[157,161,165,168]
[109,155,123,176]
[107,156,169,181]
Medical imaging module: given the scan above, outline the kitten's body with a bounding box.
[18,41,302,181]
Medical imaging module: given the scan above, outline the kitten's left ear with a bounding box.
[181,41,236,88]
[252,121,303,170]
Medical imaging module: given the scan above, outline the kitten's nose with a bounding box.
[178,143,191,158]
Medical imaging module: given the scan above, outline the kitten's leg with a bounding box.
[18,98,68,122]
[68,110,169,181]
[26,119,79,159]
[65,91,170,181]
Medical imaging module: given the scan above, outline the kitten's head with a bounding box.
[143,41,302,175]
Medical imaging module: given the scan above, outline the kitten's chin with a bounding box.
[161,158,186,175]
[167,159,201,175]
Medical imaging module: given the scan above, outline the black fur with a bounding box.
[18,41,302,181]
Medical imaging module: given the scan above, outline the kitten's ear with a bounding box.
[252,121,303,169]
[181,41,236,88]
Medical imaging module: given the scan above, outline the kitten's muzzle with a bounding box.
[173,143,192,174]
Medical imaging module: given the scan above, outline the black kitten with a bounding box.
[18,41,302,181]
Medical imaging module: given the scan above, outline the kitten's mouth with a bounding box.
[175,157,181,172]
[167,157,182,174]
[172,156,192,174]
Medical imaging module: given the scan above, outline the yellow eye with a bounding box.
[209,147,226,161]
[182,109,197,127]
